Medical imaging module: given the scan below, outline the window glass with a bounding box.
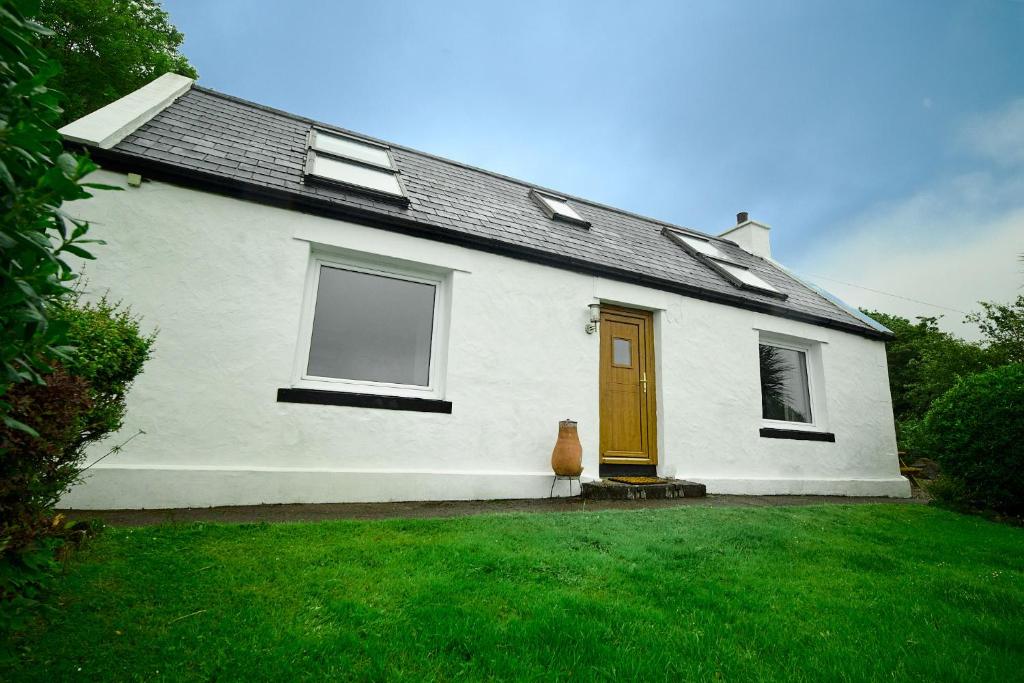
[716,261,778,293]
[612,338,632,366]
[538,194,585,222]
[759,344,812,423]
[679,235,722,258]
[313,131,392,168]
[310,153,404,196]
[307,266,436,386]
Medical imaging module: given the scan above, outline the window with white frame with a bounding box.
[675,234,723,258]
[756,331,831,434]
[708,258,780,295]
[297,255,448,397]
[305,128,407,203]
[758,340,815,424]
[528,189,591,227]
[661,227,787,299]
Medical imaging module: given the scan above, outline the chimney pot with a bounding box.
[737,211,749,224]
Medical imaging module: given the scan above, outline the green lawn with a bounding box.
[4,504,1024,681]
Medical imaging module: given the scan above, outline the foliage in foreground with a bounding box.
[35,0,197,125]
[4,505,1023,681]
[0,0,129,630]
[0,296,153,630]
[915,364,1024,516]
[0,0,109,427]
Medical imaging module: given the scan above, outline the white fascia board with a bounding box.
[58,73,194,149]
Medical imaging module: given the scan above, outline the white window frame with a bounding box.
[528,188,591,227]
[304,127,410,205]
[309,128,397,171]
[706,257,782,297]
[757,332,828,432]
[292,252,450,400]
[677,234,722,258]
[662,227,787,300]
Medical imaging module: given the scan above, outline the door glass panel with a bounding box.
[612,337,632,366]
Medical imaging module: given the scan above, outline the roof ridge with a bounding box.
[189,84,729,243]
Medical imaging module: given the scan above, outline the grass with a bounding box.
[4,504,1024,681]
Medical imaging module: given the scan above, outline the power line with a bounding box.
[799,273,968,314]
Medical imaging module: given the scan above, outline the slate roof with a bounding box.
[93,85,884,338]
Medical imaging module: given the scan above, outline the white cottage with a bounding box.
[58,74,909,509]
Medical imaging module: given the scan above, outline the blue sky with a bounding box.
[163,0,1023,336]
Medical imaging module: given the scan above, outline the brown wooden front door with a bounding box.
[599,306,657,465]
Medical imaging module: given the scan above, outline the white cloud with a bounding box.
[959,97,1024,167]
[789,99,1024,341]
[797,212,1022,340]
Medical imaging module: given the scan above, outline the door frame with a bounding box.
[598,305,658,466]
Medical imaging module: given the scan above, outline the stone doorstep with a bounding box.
[581,479,707,501]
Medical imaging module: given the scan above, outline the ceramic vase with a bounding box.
[551,419,584,476]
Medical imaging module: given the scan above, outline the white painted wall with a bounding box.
[60,171,908,508]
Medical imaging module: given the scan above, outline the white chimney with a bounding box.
[719,211,772,259]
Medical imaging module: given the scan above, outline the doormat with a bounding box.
[608,476,669,485]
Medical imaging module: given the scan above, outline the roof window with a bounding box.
[674,232,722,258]
[662,227,786,299]
[305,128,407,204]
[662,227,723,258]
[529,189,590,227]
[706,258,781,296]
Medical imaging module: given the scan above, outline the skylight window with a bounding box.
[305,128,407,204]
[708,258,781,295]
[661,227,786,299]
[311,130,392,168]
[662,227,722,258]
[678,234,721,258]
[529,189,590,227]
[309,155,403,196]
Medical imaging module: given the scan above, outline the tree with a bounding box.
[35,0,197,125]
[861,310,996,448]
[0,0,107,431]
[965,295,1024,365]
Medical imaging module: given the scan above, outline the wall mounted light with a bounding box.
[586,303,601,334]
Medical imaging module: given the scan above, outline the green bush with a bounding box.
[0,366,91,544]
[0,365,91,629]
[50,295,156,444]
[0,297,153,629]
[0,296,153,548]
[915,364,1024,515]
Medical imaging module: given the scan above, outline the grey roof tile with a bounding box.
[108,85,877,336]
